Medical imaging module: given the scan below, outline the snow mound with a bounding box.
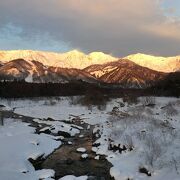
[76,148,86,153]
[59,175,88,180]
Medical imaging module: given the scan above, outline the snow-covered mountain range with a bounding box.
[0,50,179,88]
[0,50,180,72]
[0,50,117,69]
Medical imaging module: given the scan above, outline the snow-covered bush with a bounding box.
[69,90,109,110]
[162,103,178,116]
[122,94,138,105]
[143,135,163,167]
[108,103,180,172]
[43,99,57,106]
[68,96,80,105]
[123,134,134,150]
[141,96,156,106]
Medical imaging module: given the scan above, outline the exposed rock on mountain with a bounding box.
[1,50,180,72]
[0,59,97,83]
[84,59,166,88]
[0,50,180,88]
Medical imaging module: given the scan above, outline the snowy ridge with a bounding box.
[0,50,180,87]
[0,50,180,72]
[125,53,180,72]
[84,59,166,88]
[0,59,97,83]
[0,50,117,69]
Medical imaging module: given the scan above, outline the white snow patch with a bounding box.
[59,175,88,180]
[77,148,86,153]
[81,154,88,159]
[25,74,33,83]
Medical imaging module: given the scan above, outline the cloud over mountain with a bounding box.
[0,0,180,56]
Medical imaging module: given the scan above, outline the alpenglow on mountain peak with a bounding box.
[0,50,180,72]
[125,53,180,72]
[0,49,117,69]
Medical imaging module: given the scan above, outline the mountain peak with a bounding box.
[89,51,106,56]
[0,49,117,69]
[0,50,179,72]
[65,49,85,55]
[88,52,115,60]
[125,53,180,72]
[125,53,166,61]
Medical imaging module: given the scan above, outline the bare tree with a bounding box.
[172,156,179,174]
[123,134,134,150]
[141,97,156,107]
[144,135,163,167]
[0,112,4,126]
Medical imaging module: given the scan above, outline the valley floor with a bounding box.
[0,96,180,180]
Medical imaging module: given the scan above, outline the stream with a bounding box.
[2,110,114,180]
[41,119,114,180]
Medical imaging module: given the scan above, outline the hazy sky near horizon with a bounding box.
[0,0,180,57]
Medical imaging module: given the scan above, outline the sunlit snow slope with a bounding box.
[0,50,117,69]
[125,53,180,72]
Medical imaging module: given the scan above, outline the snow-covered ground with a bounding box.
[0,96,180,180]
[0,97,111,125]
[0,118,60,180]
[93,97,180,180]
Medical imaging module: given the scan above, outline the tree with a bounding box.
[0,112,4,126]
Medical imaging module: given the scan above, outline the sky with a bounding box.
[0,0,180,57]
